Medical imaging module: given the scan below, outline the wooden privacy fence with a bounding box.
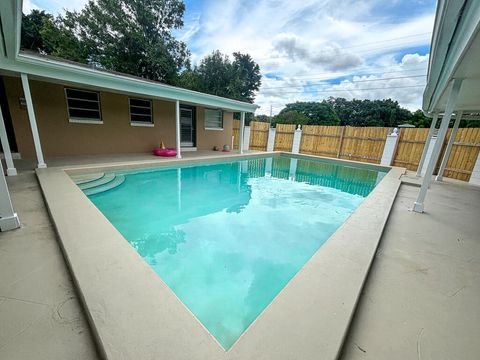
[249,121,270,151]
[232,121,480,182]
[273,124,296,151]
[440,128,480,181]
[392,128,430,171]
[391,127,480,181]
[300,126,389,164]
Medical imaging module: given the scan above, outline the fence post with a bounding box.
[243,126,250,151]
[292,125,302,154]
[337,126,346,158]
[380,128,399,166]
[267,127,276,152]
[469,152,480,186]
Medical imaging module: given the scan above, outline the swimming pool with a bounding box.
[80,155,387,350]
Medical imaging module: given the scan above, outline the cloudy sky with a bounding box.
[24,0,437,114]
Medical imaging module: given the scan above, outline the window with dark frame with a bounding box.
[65,88,101,122]
[204,109,223,129]
[129,98,153,124]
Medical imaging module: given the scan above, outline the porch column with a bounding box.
[239,112,245,154]
[175,100,181,159]
[436,111,463,181]
[20,73,46,168]
[0,105,17,176]
[0,160,20,231]
[413,78,462,213]
[416,112,438,177]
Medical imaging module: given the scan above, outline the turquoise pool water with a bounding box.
[85,155,387,349]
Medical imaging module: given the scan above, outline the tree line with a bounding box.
[256,98,479,128]
[20,1,261,104]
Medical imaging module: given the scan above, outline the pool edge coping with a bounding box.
[36,152,404,360]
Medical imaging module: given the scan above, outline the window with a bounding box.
[129,98,153,126]
[204,109,223,130]
[65,88,102,123]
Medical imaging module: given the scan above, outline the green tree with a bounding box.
[176,50,261,103]
[254,114,271,123]
[21,10,55,53]
[272,110,309,127]
[60,0,190,83]
[279,101,340,125]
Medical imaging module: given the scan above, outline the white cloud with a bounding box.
[22,0,40,13]
[184,0,435,114]
[24,0,436,113]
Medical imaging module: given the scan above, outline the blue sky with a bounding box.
[24,0,437,114]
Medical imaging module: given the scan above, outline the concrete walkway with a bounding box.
[341,181,480,360]
[0,171,99,360]
[1,158,479,359]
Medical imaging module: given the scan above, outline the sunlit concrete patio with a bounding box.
[1,154,479,359]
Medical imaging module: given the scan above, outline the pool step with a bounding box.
[71,172,105,185]
[78,173,116,190]
[83,174,126,196]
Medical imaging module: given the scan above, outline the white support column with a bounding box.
[243,126,250,151]
[0,105,17,176]
[436,111,463,181]
[416,113,439,177]
[292,125,302,154]
[21,73,46,168]
[266,127,276,152]
[289,158,298,180]
[380,128,399,166]
[239,112,245,154]
[0,161,20,231]
[175,100,181,159]
[265,157,273,176]
[413,79,462,213]
[469,151,480,186]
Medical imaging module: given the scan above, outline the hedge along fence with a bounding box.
[249,121,270,151]
[274,124,296,151]
[300,126,389,164]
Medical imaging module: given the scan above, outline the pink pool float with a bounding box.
[152,147,177,157]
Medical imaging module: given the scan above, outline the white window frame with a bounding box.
[65,88,103,124]
[204,108,223,131]
[129,98,154,127]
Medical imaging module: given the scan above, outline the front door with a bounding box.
[180,106,196,147]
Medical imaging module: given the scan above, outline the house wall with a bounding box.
[196,107,234,150]
[3,76,234,159]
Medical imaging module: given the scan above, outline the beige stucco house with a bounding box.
[0,1,256,175]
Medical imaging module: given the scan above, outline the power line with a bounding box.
[261,74,426,90]
[263,64,428,80]
[261,84,426,95]
[254,33,432,61]
[335,32,432,50]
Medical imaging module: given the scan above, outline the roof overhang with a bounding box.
[0,0,258,113]
[423,0,480,114]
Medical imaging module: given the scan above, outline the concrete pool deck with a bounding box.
[1,153,479,359]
